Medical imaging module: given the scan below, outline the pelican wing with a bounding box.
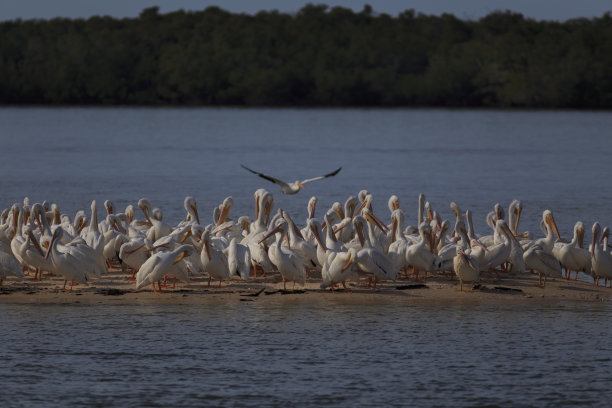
[301,167,342,184]
[241,165,290,189]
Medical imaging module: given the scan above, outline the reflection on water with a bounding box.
[2,302,611,407]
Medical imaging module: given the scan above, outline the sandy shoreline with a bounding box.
[1,267,610,306]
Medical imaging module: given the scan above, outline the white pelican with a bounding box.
[0,250,24,286]
[481,220,521,273]
[261,221,305,290]
[554,221,590,280]
[591,222,612,287]
[453,248,479,291]
[320,249,355,293]
[352,215,394,287]
[138,198,173,242]
[300,196,318,241]
[200,230,231,287]
[241,164,341,195]
[135,245,194,293]
[18,227,48,281]
[405,222,439,282]
[524,244,562,287]
[119,237,151,281]
[387,209,410,276]
[282,210,320,274]
[525,210,562,254]
[226,237,251,281]
[45,228,94,291]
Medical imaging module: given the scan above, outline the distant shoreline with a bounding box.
[1,6,611,109]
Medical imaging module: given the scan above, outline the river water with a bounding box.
[1,107,612,406]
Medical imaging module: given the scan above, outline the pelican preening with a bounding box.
[241,164,342,195]
[0,192,610,295]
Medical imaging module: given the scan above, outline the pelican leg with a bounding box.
[162,275,168,288]
[207,276,212,287]
[292,281,296,291]
[169,277,177,289]
[572,271,579,281]
[341,281,352,293]
[126,268,137,282]
[218,278,222,288]
[456,279,464,292]
[283,279,287,291]
[151,281,163,294]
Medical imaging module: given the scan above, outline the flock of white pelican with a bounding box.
[0,190,611,293]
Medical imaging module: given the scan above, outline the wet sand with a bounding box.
[1,267,610,306]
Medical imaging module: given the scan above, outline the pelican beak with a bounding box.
[28,230,44,257]
[174,250,190,264]
[355,222,365,247]
[342,252,353,271]
[255,194,260,221]
[390,217,397,243]
[191,204,200,225]
[353,200,368,220]
[464,252,477,270]
[125,242,146,255]
[547,213,562,241]
[591,232,596,258]
[216,203,231,227]
[144,243,169,252]
[310,225,326,253]
[502,223,521,247]
[180,229,193,243]
[578,228,584,249]
[297,181,306,190]
[514,207,521,234]
[365,213,386,233]
[259,224,282,244]
[393,200,399,211]
[333,221,345,235]
[45,230,59,260]
[472,240,489,253]
[335,208,345,220]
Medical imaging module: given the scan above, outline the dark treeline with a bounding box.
[1,4,612,108]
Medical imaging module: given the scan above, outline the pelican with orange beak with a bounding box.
[136,245,194,294]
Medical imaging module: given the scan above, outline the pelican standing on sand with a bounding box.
[241,164,342,195]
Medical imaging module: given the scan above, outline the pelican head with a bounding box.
[388,195,399,212]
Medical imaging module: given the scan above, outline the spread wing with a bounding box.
[301,167,342,185]
[241,165,290,189]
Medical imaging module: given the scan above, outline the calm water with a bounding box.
[1,107,612,235]
[1,301,612,407]
[2,107,612,406]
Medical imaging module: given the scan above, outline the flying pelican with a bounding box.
[241,164,342,195]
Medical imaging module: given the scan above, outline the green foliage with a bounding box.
[0,5,611,107]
